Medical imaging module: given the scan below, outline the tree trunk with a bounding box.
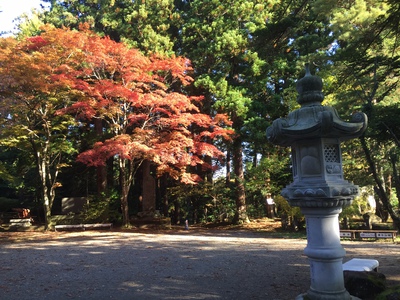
[119,158,132,227]
[360,137,390,221]
[390,152,400,210]
[252,151,258,168]
[232,135,249,224]
[39,170,56,230]
[225,150,231,186]
[141,159,156,213]
[39,158,51,228]
[97,166,107,194]
[107,157,114,188]
[35,143,57,230]
[204,155,213,183]
[174,200,180,224]
[360,136,389,220]
[95,119,107,194]
[389,152,400,230]
[159,174,169,217]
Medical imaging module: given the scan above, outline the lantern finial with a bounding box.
[296,64,324,105]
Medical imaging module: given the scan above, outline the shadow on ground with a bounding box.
[0,225,398,300]
[0,230,309,300]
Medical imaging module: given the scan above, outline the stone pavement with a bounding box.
[0,230,398,299]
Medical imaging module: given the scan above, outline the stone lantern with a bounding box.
[266,65,367,300]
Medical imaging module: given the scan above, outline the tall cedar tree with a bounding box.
[176,0,277,223]
[311,0,400,228]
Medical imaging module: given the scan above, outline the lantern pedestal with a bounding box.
[294,206,362,300]
[298,207,350,300]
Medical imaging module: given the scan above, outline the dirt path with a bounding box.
[0,227,398,300]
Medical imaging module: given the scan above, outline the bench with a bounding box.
[9,219,32,227]
[54,223,113,231]
[343,258,379,272]
[340,229,397,242]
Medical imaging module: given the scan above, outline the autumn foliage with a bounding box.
[0,24,232,208]
[49,25,232,184]
[7,24,231,182]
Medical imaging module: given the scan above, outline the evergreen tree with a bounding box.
[313,0,400,228]
[42,0,178,55]
[176,0,280,223]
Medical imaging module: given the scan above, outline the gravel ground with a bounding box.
[0,229,399,300]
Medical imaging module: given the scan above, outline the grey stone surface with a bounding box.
[0,230,399,300]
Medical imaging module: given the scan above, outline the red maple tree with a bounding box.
[46,25,233,225]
